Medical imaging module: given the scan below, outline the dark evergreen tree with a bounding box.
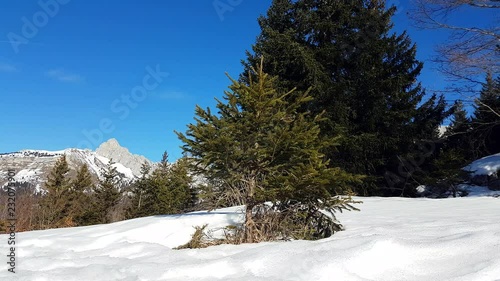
[128,152,193,218]
[40,155,73,228]
[423,148,471,198]
[242,0,449,196]
[177,60,361,243]
[166,156,194,212]
[145,152,176,216]
[127,161,152,218]
[70,164,95,226]
[421,101,474,197]
[472,73,500,157]
[443,101,474,161]
[93,159,122,224]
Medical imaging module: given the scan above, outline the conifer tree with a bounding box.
[129,153,193,217]
[166,156,193,212]
[472,73,500,156]
[40,155,72,228]
[177,60,361,243]
[422,101,474,197]
[93,159,122,224]
[70,164,95,226]
[242,0,449,196]
[145,152,175,215]
[443,101,474,161]
[127,161,152,218]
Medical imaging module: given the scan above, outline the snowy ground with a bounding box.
[465,153,500,176]
[2,194,500,281]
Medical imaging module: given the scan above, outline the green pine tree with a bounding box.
[129,152,193,217]
[422,101,473,197]
[70,164,95,226]
[443,100,474,161]
[167,156,194,212]
[127,161,152,218]
[146,152,176,215]
[176,59,361,243]
[242,0,450,196]
[472,73,500,156]
[40,155,72,228]
[423,148,471,198]
[93,159,122,224]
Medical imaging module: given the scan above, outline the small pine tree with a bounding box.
[127,161,152,218]
[93,159,122,224]
[70,164,95,226]
[128,152,193,217]
[472,73,500,156]
[424,148,471,198]
[166,157,194,212]
[39,155,73,228]
[176,59,361,243]
[146,152,175,216]
[443,100,474,161]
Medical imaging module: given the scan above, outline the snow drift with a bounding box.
[465,153,500,176]
[1,196,500,281]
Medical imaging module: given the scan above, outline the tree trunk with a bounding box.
[244,204,255,243]
[244,176,256,243]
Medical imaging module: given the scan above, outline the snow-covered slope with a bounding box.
[465,153,500,176]
[1,196,499,281]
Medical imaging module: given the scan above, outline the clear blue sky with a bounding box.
[0,0,495,161]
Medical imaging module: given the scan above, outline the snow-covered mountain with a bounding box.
[0,139,153,192]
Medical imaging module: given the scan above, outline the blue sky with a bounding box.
[0,0,496,161]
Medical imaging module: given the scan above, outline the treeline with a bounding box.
[0,153,196,233]
[237,0,499,198]
[422,74,500,196]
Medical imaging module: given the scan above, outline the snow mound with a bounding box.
[465,153,500,176]
[1,197,500,280]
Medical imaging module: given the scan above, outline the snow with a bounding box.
[96,155,136,179]
[2,197,500,280]
[461,184,500,197]
[464,153,500,176]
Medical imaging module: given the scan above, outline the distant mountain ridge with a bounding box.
[0,139,153,192]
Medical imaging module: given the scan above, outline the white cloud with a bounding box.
[0,63,19,72]
[46,69,84,83]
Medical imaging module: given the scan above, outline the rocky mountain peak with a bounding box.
[96,139,152,176]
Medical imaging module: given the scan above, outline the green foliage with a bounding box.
[128,152,194,218]
[127,161,151,218]
[443,101,474,161]
[423,148,471,198]
[242,0,450,196]
[176,60,361,243]
[93,159,122,224]
[70,164,96,226]
[472,73,500,157]
[39,155,74,228]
